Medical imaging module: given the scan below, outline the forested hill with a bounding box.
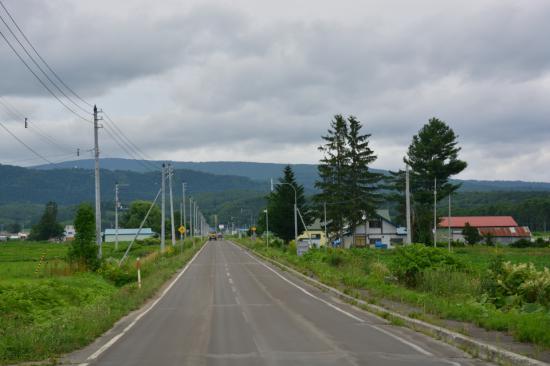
[32,158,550,192]
[33,158,322,190]
[0,164,265,206]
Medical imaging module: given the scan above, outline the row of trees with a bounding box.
[259,115,467,245]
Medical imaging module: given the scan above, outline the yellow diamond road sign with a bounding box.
[178,225,186,234]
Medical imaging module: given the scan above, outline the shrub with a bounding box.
[483,259,550,308]
[324,249,345,267]
[98,258,136,287]
[369,261,390,281]
[390,244,463,287]
[142,237,160,246]
[270,238,284,248]
[510,238,548,248]
[509,239,531,248]
[288,241,296,255]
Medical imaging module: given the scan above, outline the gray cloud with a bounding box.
[0,0,549,181]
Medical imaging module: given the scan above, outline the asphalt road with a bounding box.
[86,241,490,366]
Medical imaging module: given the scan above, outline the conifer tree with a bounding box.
[268,166,310,243]
[28,201,64,241]
[315,115,349,239]
[344,116,382,244]
[403,118,467,244]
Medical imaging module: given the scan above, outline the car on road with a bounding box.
[208,233,217,241]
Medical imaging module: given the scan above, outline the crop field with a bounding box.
[0,239,204,365]
[235,238,550,349]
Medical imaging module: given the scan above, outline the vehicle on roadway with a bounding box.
[208,232,217,241]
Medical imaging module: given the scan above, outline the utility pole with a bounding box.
[182,182,187,239]
[115,182,119,251]
[323,201,327,244]
[168,164,176,246]
[197,205,199,237]
[448,193,452,252]
[433,177,437,247]
[405,165,412,245]
[93,105,102,258]
[189,197,193,237]
[265,208,269,247]
[161,163,166,251]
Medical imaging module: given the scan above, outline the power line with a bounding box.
[0,0,93,108]
[0,7,90,115]
[102,123,160,172]
[0,1,160,169]
[0,96,25,120]
[1,152,76,166]
[0,120,53,164]
[0,96,78,153]
[102,111,155,162]
[0,28,92,123]
[27,123,75,153]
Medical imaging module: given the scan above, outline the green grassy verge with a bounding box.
[0,238,204,365]
[233,238,550,349]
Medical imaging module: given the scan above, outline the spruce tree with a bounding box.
[268,166,310,243]
[344,116,382,245]
[315,115,349,239]
[28,201,64,241]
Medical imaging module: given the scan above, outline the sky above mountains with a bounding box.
[0,0,549,181]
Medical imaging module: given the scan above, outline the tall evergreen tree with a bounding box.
[344,116,382,244]
[28,201,64,241]
[315,115,349,239]
[268,166,310,243]
[404,117,467,244]
[315,115,381,243]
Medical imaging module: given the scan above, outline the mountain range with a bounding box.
[2,158,550,228]
[33,158,550,192]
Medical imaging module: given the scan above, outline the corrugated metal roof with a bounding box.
[478,226,531,237]
[104,228,154,235]
[438,216,518,228]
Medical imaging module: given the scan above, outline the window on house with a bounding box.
[369,220,382,228]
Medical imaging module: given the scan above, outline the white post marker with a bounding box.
[136,257,142,289]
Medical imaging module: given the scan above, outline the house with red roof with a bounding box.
[437,216,531,244]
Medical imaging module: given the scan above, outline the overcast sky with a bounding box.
[0,0,549,181]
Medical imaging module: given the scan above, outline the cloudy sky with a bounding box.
[0,0,549,181]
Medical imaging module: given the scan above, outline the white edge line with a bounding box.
[236,243,434,358]
[87,242,209,361]
[370,324,432,356]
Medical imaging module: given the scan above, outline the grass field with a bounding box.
[0,238,204,365]
[234,238,550,349]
